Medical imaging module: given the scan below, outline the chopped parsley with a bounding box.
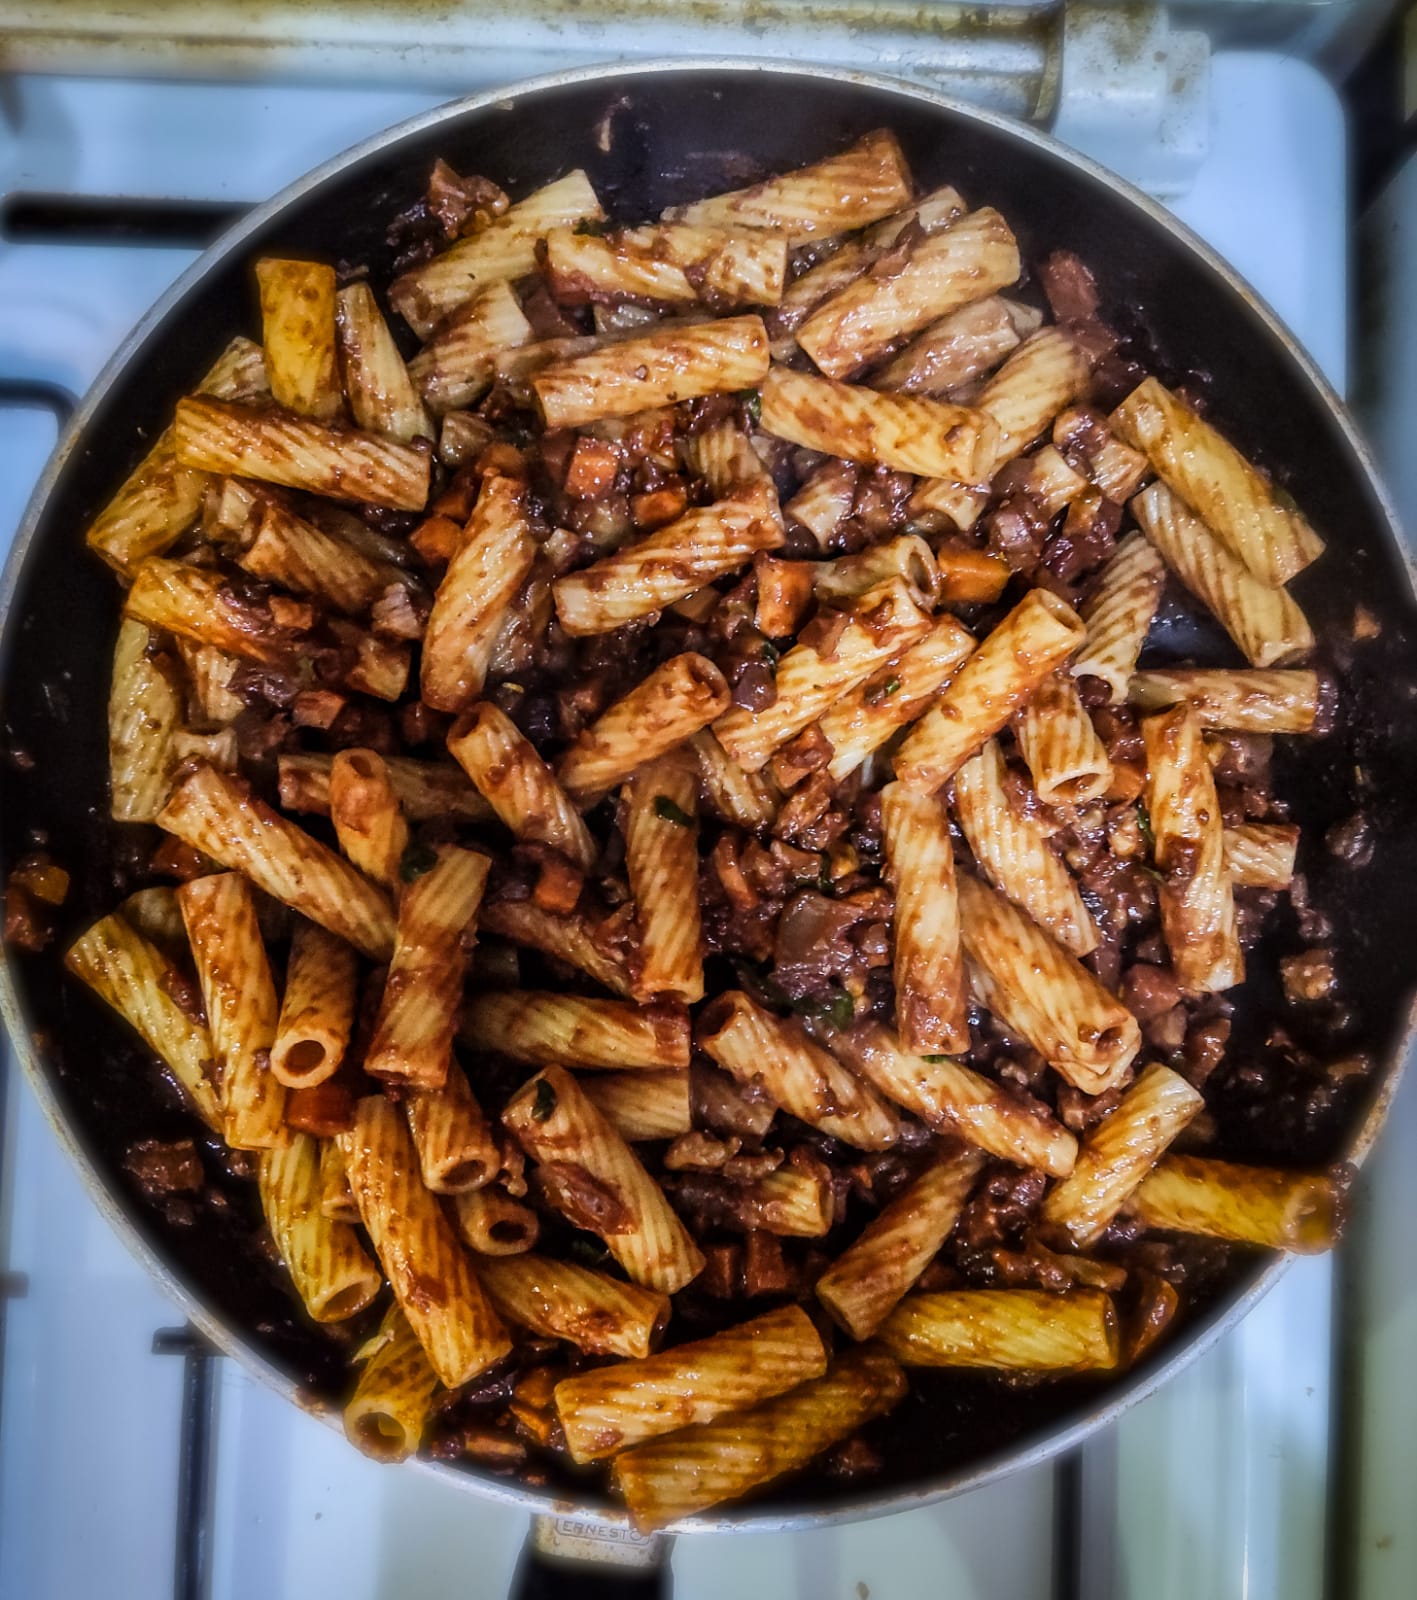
[653,794,695,827]
[792,986,855,1030]
[737,387,762,426]
[567,1235,611,1266]
[531,1078,558,1122]
[572,218,610,237]
[399,841,439,883]
[1135,802,1155,852]
[922,1054,952,1063]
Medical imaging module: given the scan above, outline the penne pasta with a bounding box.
[895,589,1086,793]
[453,1184,541,1257]
[797,207,1021,379]
[1111,376,1323,586]
[177,872,288,1150]
[255,257,342,422]
[328,749,409,890]
[880,781,969,1055]
[447,700,597,873]
[533,315,770,429]
[344,1307,440,1463]
[406,1061,501,1194]
[421,473,536,712]
[174,397,430,511]
[760,367,999,482]
[612,1346,906,1532]
[622,756,706,1003]
[475,1254,669,1360]
[340,1094,512,1385]
[873,295,1038,395]
[407,280,534,414]
[878,1289,1119,1373]
[665,129,912,244]
[257,1132,382,1320]
[1131,481,1315,668]
[557,652,731,804]
[270,919,358,1088]
[544,222,788,308]
[1070,531,1166,700]
[502,1066,704,1293]
[464,991,689,1070]
[366,847,490,1091]
[554,482,783,635]
[957,876,1140,1095]
[832,1022,1077,1178]
[390,169,605,336]
[336,280,433,441]
[1142,705,1243,995]
[277,750,493,825]
[1041,1064,1206,1249]
[951,740,1098,957]
[65,915,221,1131]
[157,765,396,960]
[579,1068,693,1142]
[108,618,182,823]
[816,1149,986,1339]
[555,1305,827,1463]
[1126,1154,1342,1252]
[1128,668,1319,733]
[1012,672,1113,805]
[696,990,900,1150]
[714,578,933,772]
[1223,822,1300,890]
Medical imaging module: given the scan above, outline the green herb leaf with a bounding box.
[738,387,763,426]
[399,841,439,883]
[653,794,694,827]
[567,1235,611,1266]
[572,218,610,237]
[1135,802,1155,852]
[531,1078,558,1122]
[922,1054,952,1063]
[761,639,781,664]
[822,990,856,1029]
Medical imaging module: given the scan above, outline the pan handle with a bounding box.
[512,1515,670,1600]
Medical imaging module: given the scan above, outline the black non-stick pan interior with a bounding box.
[2,65,1415,1522]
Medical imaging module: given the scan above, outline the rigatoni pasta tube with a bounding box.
[878,1289,1119,1373]
[406,1062,501,1193]
[623,757,705,1002]
[1223,822,1300,889]
[328,748,409,890]
[689,730,779,830]
[784,458,857,548]
[951,740,1098,958]
[407,280,533,413]
[366,847,490,1091]
[464,991,689,1069]
[476,1255,669,1361]
[174,397,430,511]
[422,473,536,713]
[881,781,969,1055]
[872,295,1034,395]
[1041,1064,1205,1249]
[257,1133,382,1321]
[177,873,287,1151]
[1131,480,1314,667]
[1110,375,1323,586]
[974,326,1090,470]
[796,207,1021,379]
[1012,673,1113,806]
[555,1305,827,1463]
[255,257,342,422]
[579,1069,692,1142]
[612,1347,906,1532]
[553,482,783,635]
[335,280,433,441]
[278,750,492,825]
[895,589,1087,793]
[157,765,396,960]
[237,497,402,616]
[344,1307,440,1463]
[1141,705,1243,995]
[339,1094,512,1386]
[318,1139,360,1223]
[502,1066,704,1293]
[447,700,596,873]
[760,367,999,482]
[557,653,731,804]
[1070,532,1166,699]
[696,991,900,1150]
[109,618,181,823]
[681,418,773,498]
[832,1022,1077,1179]
[957,876,1140,1095]
[811,534,941,608]
[533,316,770,430]
[815,616,975,783]
[1126,1154,1342,1252]
[390,169,604,336]
[816,1150,986,1340]
[65,914,221,1132]
[453,1185,541,1256]
[270,919,358,1088]
[665,129,912,244]
[1129,668,1319,733]
[544,222,787,308]
[125,558,299,668]
[714,578,933,772]
[479,899,635,998]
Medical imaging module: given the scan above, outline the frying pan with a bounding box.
[2,58,1415,1593]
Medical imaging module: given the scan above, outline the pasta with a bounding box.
[258,1133,383,1321]
[878,1289,1120,1373]
[622,756,706,1002]
[271,917,360,1089]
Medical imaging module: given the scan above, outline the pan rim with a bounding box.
[1,54,1411,1535]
